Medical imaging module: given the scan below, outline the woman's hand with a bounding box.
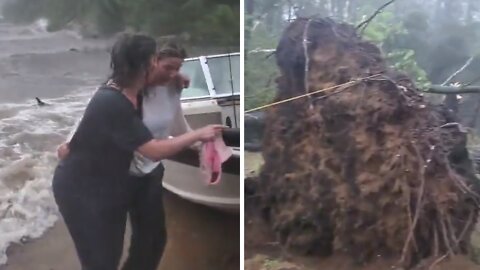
[57,143,70,160]
[179,73,190,88]
[194,125,225,142]
[189,141,202,152]
[173,73,190,90]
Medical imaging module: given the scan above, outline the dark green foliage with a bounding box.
[1,0,239,47]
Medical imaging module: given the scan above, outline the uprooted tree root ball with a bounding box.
[256,17,480,268]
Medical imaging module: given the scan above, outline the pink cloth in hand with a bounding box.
[200,136,232,185]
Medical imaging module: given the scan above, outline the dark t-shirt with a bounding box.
[53,86,153,199]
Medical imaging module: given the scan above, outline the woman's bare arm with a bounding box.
[137,124,223,161]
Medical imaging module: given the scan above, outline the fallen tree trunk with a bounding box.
[257,17,480,268]
[427,85,480,94]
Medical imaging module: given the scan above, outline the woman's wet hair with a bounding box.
[109,34,157,88]
[156,41,187,60]
[141,41,187,99]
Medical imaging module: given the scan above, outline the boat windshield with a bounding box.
[180,53,240,100]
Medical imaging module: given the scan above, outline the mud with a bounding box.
[245,189,480,270]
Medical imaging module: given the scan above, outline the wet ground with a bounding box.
[244,152,480,270]
[245,188,479,270]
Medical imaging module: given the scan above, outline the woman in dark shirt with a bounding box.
[52,34,222,270]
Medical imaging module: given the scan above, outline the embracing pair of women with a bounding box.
[53,34,224,270]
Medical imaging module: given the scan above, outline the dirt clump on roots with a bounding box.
[254,17,480,269]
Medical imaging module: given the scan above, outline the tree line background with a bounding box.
[1,0,239,51]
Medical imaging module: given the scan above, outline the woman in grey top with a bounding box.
[122,43,194,270]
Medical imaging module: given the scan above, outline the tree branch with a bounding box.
[441,56,475,86]
[356,0,396,35]
[426,85,480,94]
[248,48,276,54]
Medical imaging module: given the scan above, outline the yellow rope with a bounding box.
[245,74,381,113]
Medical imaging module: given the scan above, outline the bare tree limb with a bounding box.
[248,48,276,54]
[426,85,480,94]
[247,48,277,59]
[442,56,475,86]
[356,0,396,35]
